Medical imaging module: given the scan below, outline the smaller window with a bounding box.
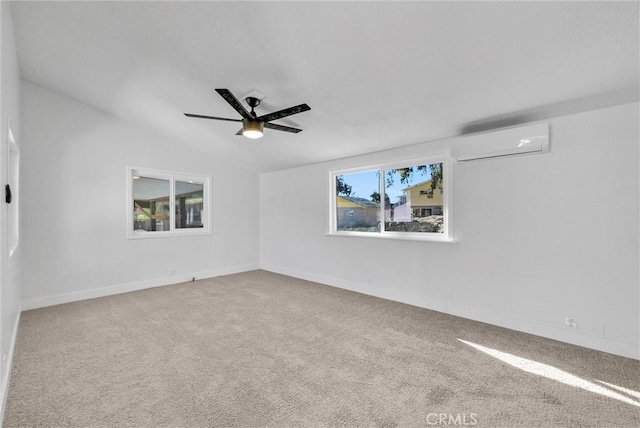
[127,167,211,239]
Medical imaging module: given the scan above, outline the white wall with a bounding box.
[260,103,640,359]
[21,82,260,308]
[0,0,23,417]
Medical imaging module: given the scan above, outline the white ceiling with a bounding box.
[9,1,639,173]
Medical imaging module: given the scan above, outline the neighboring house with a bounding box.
[336,196,380,229]
[386,179,443,222]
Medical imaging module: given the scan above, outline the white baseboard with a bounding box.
[0,304,21,423]
[21,264,260,311]
[261,263,639,360]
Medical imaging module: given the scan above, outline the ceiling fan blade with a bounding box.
[264,122,303,134]
[235,129,243,136]
[256,103,311,123]
[184,113,241,122]
[215,89,251,119]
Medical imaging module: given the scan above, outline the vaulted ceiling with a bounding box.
[9,1,639,172]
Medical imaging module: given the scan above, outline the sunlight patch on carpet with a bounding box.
[594,379,640,401]
[458,339,640,408]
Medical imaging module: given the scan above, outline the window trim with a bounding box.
[126,166,212,239]
[328,153,453,242]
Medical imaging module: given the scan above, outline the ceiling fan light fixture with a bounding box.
[242,118,264,139]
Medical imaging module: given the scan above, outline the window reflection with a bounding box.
[175,181,204,229]
[133,176,171,232]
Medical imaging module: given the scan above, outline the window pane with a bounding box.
[175,181,204,229]
[384,163,444,233]
[133,176,171,232]
[335,170,380,232]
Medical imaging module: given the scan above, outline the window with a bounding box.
[127,167,211,238]
[175,181,205,229]
[7,126,19,256]
[335,170,380,233]
[330,155,451,241]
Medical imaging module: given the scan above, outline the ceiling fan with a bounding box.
[184,89,311,139]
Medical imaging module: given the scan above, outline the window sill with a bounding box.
[127,229,212,240]
[325,231,456,243]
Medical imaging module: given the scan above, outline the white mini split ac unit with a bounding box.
[452,123,550,162]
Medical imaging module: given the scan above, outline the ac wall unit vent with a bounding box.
[453,123,549,162]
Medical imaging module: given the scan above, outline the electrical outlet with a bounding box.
[565,317,577,328]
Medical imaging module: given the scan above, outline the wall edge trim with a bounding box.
[0,305,21,423]
[260,263,639,360]
[21,264,260,311]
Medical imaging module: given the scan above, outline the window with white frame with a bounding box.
[127,167,211,238]
[330,155,451,241]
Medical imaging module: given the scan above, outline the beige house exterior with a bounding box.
[404,179,443,216]
[387,179,443,222]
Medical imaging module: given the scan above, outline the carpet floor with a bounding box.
[4,270,640,427]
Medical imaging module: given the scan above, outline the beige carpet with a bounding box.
[4,270,640,427]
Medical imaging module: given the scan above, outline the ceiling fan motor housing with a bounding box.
[245,96,261,110]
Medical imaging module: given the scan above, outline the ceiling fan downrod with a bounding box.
[245,96,261,118]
